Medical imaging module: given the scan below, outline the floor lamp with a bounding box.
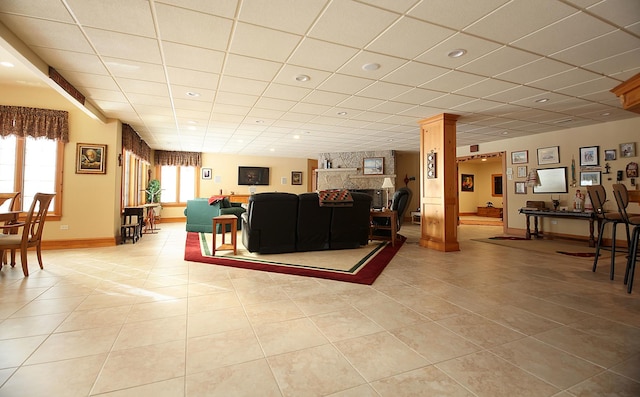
[381,177,394,209]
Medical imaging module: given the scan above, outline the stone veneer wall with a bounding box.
[317,150,396,193]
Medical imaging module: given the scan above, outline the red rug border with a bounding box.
[184,232,405,285]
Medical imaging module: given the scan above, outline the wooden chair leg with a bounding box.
[20,248,29,276]
[37,244,44,269]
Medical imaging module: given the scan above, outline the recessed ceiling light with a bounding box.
[186,91,200,97]
[362,63,380,71]
[447,49,467,58]
[481,158,487,162]
[535,98,549,103]
[269,148,275,152]
[255,120,264,123]
[502,131,509,135]
[295,74,310,82]
[0,61,14,68]
[293,135,300,139]
[337,111,347,116]
[601,112,611,116]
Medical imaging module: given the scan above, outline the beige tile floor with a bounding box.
[1,222,639,396]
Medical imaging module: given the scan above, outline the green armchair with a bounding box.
[184,198,246,233]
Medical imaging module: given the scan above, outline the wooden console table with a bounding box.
[369,210,398,247]
[519,208,600,247]
[477,206,502,218]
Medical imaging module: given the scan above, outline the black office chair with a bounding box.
[587,185,629,280]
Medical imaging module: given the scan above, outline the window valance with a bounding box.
[122,124,151,162]
[0,105,69,142]
[155,150,202,167]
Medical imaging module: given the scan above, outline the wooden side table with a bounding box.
[212,214,237,255]
[369,210,398,247]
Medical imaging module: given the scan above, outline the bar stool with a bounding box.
[586,186,629,280]
[612,184,640,293]
[212,214,237,255]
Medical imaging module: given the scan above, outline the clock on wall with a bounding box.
[427,151,437,179]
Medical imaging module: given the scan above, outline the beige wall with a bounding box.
[2,83,121,244]
[457,117,640,237]
[395,151,420,215]
[4,81,640,245]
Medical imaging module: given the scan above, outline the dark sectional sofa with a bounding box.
[241,192,372,254]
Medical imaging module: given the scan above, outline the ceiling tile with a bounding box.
[409,0,508,30]
[85,27,161,64]
[162,42,225,74]
[0,15,92,53]
[230,22,300,62]
[459,47,541,77]
[289,38,359,72]
[155,3,232,51]
[382,61,449,86]
[308,1,397,48]
[316,74,374,95]
[238,0,327,34]
[66,0,156,37]
[366,17,455,59]
[464,0,576,43]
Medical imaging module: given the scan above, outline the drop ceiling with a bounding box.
[0,0,639,159]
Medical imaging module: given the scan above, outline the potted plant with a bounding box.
[146,179,161,203]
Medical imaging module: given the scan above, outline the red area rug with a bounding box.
[184,232,405,284]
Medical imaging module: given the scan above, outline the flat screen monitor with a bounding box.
[238,166,270,186]
[533,167,568,193]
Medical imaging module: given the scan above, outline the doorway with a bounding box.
[457,153,507,232]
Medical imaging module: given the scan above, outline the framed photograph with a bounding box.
[363,157,384,175]
[291,171,302,185]
[580,171,601,186]
[517,166,527,178]
[76,143,106,174]
[515,181,527,194]
[537,146,560,165]
[461,174,474,192]
[604,149,617,161]
[580,146,599,166]
[620,142,636,158]
[201,168,212,179]
[511,150,528,164]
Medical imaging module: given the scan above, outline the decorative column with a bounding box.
[419,113,460,252]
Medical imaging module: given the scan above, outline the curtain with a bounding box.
[122,124,151,162]
[0,105,69,142]
[155,150,201,167]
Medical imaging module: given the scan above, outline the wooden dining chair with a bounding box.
[0,192,21,266]
[0,193,55,276]
[612,184,640,293]
[586,185,630,280]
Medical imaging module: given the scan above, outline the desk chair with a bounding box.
[587,185,629,280]
[0,193,55,276]
[612,184,640,293]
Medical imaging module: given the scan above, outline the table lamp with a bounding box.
[381,177,394,209]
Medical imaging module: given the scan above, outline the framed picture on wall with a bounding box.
[511,150,528,164]
[517,166,527,178]
[620,142,636,158]
[537,146,560,165]
[363,157,384,175]
[515,181,526,194]
[461,174,474,192]
[291,171,302,185]
[579,146,599,166]
[201,168,212,179]
[580,171,601,186]
[76,143,107,174]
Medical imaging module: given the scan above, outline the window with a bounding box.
[0,135,63,214]
[159,165,196,204]
[121,150,149,207]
